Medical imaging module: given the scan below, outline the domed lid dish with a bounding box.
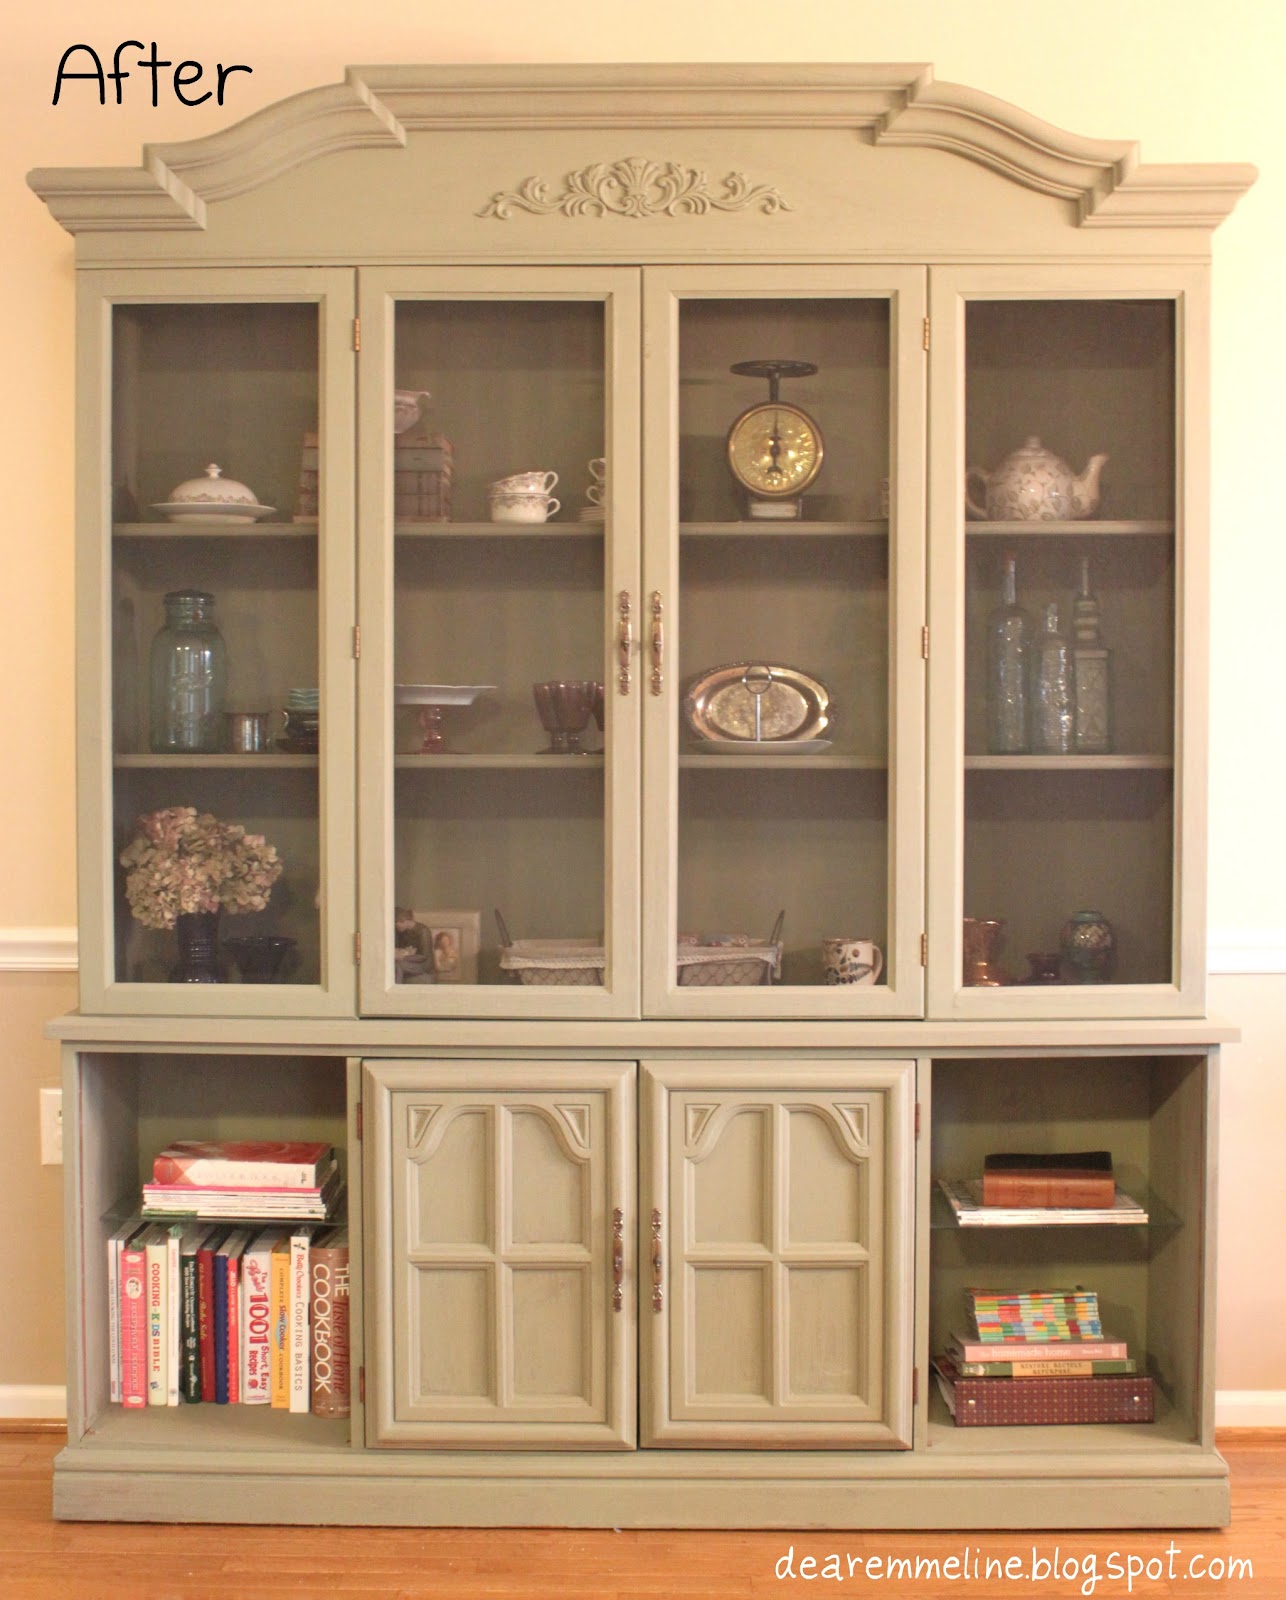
[151,463,277,524]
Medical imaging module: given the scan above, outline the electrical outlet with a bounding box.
[39,1087,63,1165]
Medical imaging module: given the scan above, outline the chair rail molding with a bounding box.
[0,928,78,972]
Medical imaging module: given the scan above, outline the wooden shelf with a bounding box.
[114,754,319,769]
[681,520,888,537]
[395,520,602,538]
[114,523,316,539]
[965,754,1172,771]
[965,520,1173,537]
[395,752,604,769]
[680,753,885,770]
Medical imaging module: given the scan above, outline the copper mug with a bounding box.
[225,710,271,754]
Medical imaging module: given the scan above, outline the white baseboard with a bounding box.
[0,1386,1281,1428]
[1215,1390,1286,1428]
[0,1384,66,1420]
[0,927,77,972]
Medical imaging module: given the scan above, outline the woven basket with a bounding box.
[499,938,606,987]
[675,912,784,987]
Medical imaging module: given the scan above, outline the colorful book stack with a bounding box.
[141,1139,342,1221]
[107,1215,349,1417]
[933,1286,1155,1426]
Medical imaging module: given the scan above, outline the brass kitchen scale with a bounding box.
[726,359,824,519]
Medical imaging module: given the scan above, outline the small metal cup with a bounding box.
[225,710,271,754]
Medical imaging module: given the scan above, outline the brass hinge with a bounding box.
[913,1366,919,1403]
[353,316,361,353]
[359,1365,366,1404]
[920,932,928,966]
[355,1101,363,1141]
[922,316,930,352]
[352,624,361,659]
[354,931,362,965]
[921,624,929,660]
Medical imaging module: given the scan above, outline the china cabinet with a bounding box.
[31,64,1252,1527]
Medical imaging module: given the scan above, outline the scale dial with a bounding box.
[726,401,824,499]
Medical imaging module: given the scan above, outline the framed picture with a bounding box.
[394,908,481,984]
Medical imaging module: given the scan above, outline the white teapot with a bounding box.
[965,436,1108,521]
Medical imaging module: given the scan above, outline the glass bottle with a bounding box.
[1031,600,1073,754]
[1071,556,1112,754]
[149,589,227,753]
[985,553,1031,753]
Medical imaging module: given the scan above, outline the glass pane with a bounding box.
[391,299,607,988]
[962,299,1176,987]
[676,297,891,987]
[110,301,321,985]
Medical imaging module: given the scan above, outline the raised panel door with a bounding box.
[641,1059,914,1447]
[365,1059,634,1448]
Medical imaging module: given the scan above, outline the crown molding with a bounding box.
[26,64,1256,237]
[0,928,78,972]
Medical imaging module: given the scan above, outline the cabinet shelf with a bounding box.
[965,520,1173,538]
[114,754,319,769]
[394,520,602,539]
[930,1181,1179,1232]
[114,523,317,540]
[964,754,1172,771]
[681,519,888,538]
[394,752,604,769]
[680,753,885,770]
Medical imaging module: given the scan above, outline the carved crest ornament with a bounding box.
[478,157,791,221]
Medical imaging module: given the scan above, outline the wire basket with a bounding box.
[495,910,605,986]
[676,912,784,987]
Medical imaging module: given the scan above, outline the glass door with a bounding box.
[641,268,926,1018]
[81,268,356,1015]
[358,269,641,1017]
[927,267,1207,1017]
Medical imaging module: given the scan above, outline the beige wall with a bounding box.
[2,2,1282,1399]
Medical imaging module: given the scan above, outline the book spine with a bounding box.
[982,1173,1116,1208]
[226,1251,242,1405]
[180,1246,201,1402]
[197,1241,219,1401]
[166,1228,181,1406]
[119,1241,148,1409]
[152,1155,324,1189]
[310,1243,351,1420]
[107,1231,123,1405]
[270,1241,291,1408]
[956,1358,1137,1377]
[145,1233,168,1407]
[288,1231,311,1414]
[952,1338,1129,1363]
[241,1248,273,1405]
[213,1259,229,1404]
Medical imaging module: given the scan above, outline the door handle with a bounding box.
[650,591,664,696]
[617,591,632,695]
[650,1207,663,1312]
[611,1207,624,1312]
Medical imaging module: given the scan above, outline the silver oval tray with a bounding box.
[682,663,832,743]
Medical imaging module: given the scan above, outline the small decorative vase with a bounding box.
[1060,909,1116,983]
[171,911,224,983]
[962,916,1010,986]
[1022,951,1063,985]
[223,934,297,983]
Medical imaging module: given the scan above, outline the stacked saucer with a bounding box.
[281,687,319,753]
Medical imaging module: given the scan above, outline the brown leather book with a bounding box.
[982,1151,1115,1209]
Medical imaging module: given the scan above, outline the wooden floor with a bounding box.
[1,1429,1282,1598]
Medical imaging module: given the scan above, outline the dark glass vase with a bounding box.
[171,911,224,983]
[223,934,297,983]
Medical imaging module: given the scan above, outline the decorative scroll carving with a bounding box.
[832,1103,870,1155]
[553,1102,592,1156]
[407,1103,442,1154]
[684,1103,720,1154]
[478,157,792,221]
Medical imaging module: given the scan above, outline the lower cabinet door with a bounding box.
[641,1059,915,1448]
[365,1059,635,1448]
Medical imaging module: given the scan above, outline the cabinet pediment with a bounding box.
[28,64,1254,243]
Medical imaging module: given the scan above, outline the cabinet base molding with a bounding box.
[51,1452,1230,1529]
